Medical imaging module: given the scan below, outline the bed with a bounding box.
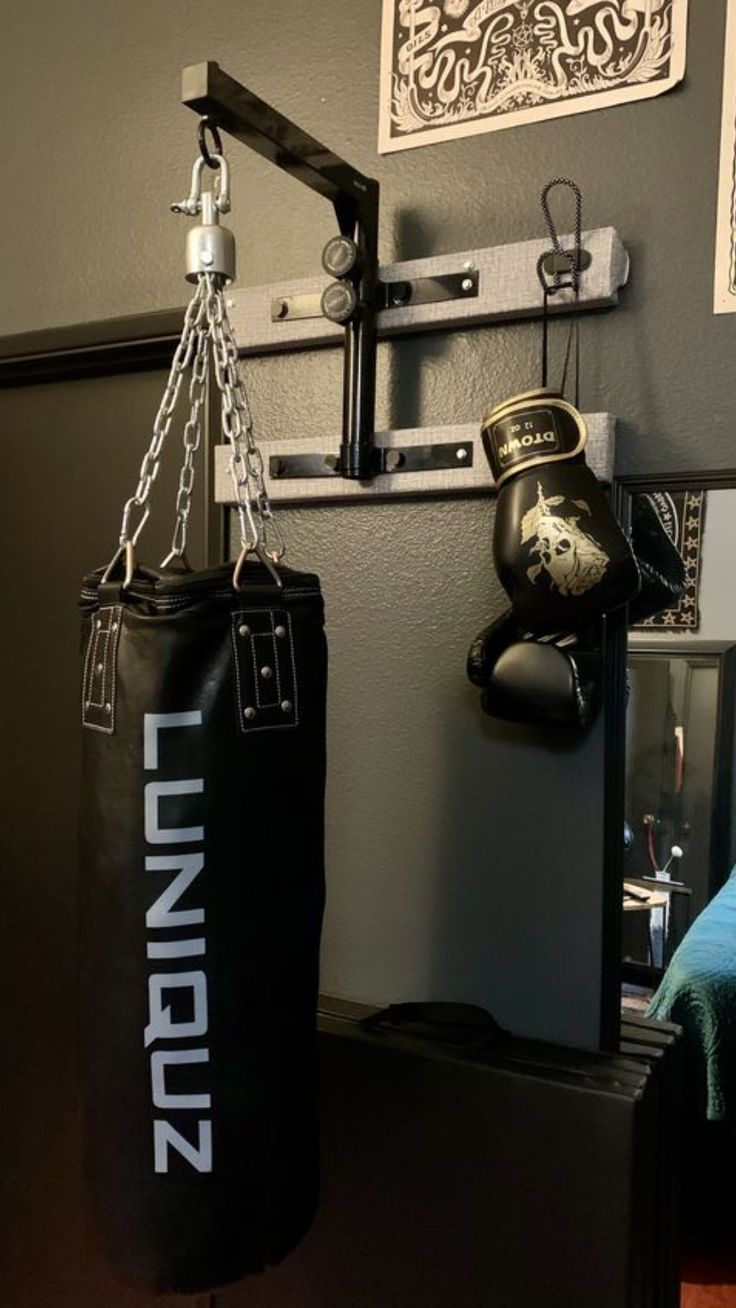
[648,871,736,1122]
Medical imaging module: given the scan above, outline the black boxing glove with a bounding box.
[482,389,640,634]
[467,609,601,729]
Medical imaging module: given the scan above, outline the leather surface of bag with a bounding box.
[78,560,327,1295]
[482,388,640,633]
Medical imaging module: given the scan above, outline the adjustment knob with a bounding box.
[321,280,359,325]
[322,235,360,279]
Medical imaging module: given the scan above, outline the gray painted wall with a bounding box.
[1,2,734,1303]
[2,5,734,1050]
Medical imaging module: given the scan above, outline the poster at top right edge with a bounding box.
[715,0,736,312]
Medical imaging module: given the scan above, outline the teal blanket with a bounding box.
[648,873,736,1122]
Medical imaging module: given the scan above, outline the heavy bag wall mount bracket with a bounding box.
[181,62,628,497]
[182,59,381,484]
[0,62,630,508]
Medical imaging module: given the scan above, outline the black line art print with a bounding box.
[379,0,688,152]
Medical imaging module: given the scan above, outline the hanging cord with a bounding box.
[104,136,284,590]
[536,177,583,408]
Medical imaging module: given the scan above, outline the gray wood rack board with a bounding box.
[227,227,628,355]
[214,414,615,506]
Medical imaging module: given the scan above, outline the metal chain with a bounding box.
[163,313,210,563]
[536,177,583,406]
[106,268,283,586]
[537,176,583,294]
[115,279,208,553]
[203,273,285,563]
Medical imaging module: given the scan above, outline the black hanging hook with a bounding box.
[537,178,584,406]
[537,176,583,296]
[198,116,223,169]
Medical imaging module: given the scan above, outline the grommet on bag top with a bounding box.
[78,125,328,1296]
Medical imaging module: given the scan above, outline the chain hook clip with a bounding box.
[535,177,583,406]
[536,176,583,297]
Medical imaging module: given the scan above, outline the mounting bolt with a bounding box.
[463,260,475,271]
[390,281,411,307]
[456,447,469,461]
[324,454,339,472]
[275,299,289,319]
[461,277,474,292]
[272,459,286,479]
[384,449,405,472]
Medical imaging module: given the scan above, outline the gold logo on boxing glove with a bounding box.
[521,483,610,598]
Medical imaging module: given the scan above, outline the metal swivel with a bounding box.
[171,154,236,284]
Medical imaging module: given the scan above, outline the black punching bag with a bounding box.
[78,560,327,1294]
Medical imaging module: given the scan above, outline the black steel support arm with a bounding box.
[182,61,380,480]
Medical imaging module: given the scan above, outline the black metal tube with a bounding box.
[339,202,378,480]
[181,62,380,484]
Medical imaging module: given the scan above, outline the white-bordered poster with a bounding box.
[379,1,689,154]
[715,0,736,313]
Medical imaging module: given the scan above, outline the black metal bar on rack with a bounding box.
[181,60,379,482]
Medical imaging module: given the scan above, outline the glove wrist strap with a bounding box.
[481,390,587,489]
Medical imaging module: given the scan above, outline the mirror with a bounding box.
[621,486,736,1012]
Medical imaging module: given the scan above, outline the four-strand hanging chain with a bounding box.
[106,125,283,589]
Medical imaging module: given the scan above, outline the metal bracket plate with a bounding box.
[270,440,473,479]
[215,416,617,506]
[271,270,480,323]
[541,250,593,278]
[379,270,479,310]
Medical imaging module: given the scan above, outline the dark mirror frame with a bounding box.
[601,469,736,1041]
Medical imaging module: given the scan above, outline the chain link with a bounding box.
[117,281,208,550]
[537,176,583,294]
[203,273,285,563]
[110,270,283,579]
[164,315,210,561]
